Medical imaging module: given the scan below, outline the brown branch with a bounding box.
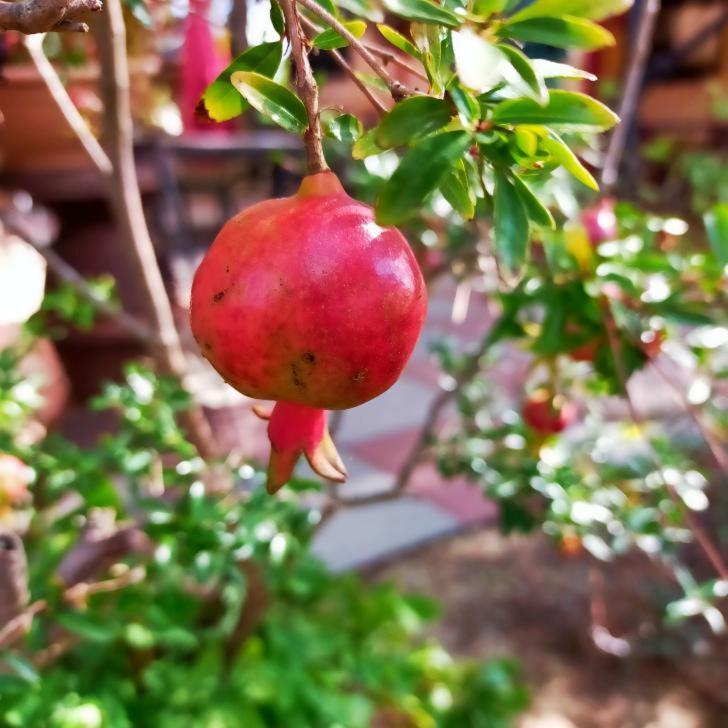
[601,0,661,191]
[227,0,248,58]
[0,532,29,633]
[95,0,217,457]
[24,33,112,175]
[363,42,429,84]
[601,298,728,581]
[0,0,101,33]
[295,0,411,101]
[299,15,388,116]
[279,0,328,174]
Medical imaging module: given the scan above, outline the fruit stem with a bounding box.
[279,0,328,175]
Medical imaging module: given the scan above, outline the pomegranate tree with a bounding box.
[191,172,427,492]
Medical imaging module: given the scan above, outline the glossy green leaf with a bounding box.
[312,20,367,50]
[383,0,463,28]
[377,24,420,57]
[313,0,339,17]
[471,0,509,16]
[532,58,597,81]
[230,71,307,133]
[493,90,618,131]
[509,0,633,22]
[376,131,471,224]
[494,170,529,277]
[440,161,475,219]
[452,28,507,92]
[352,129,383,159]
[375,96,453,147]
[449,82,481,125]
[704,203,728,267]
[541,131,598,190]
[511,174,555,228]
[270,0,284,35]
[500,16,615,50]
[497,44,548,104]
[325,113,364,143]
[199,42,283,122]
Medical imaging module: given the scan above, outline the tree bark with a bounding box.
[228,0,248,59]
[95,0,216,456]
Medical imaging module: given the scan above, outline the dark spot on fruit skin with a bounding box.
[290,362,306,389]
[213,290,226,302]
[204,342,212,351]
[225,265,230,274]
[302,352,316,364]
[352,368,368,383]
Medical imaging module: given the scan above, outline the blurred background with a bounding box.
[0,0,727,726]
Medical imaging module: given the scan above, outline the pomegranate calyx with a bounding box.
[296,171,346,199]
[254,401,347,494]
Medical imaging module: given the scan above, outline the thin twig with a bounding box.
[601,0,661,191]
[0,0,101,34]
[601,298,728,581]
[650,358,728,475]
[363,42,429,84]
[280,0,328,173]
[295,0,411,101]
[299,14,388,116]
[24,34,112,175]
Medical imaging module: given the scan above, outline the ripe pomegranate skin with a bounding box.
[522,391,577,435]
[0,454,31,509]
[581,197,618,245]
[191,172,427,491]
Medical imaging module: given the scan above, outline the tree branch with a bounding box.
[279,0,328,173]
[601,0,661,191]
[95,0,217,457]
[295,0,411,101]
[0,532,29,633]
[0,0,101,34]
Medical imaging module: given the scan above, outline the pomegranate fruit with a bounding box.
[191,171,427,492]
[0,454,31,509]
[581,197,618,245]
[522,390,577,435]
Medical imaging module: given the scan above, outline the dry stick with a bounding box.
[650,358,728,475]
[295,0,411,101]
[298,15,388,116]
[601,0,661,191]
[279,0,328,173]
[25,34,112,174]
[0,0,101,34]
[95,0,216,457]
[601,298,728,581]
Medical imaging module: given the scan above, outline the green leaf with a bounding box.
[449,82,481,125]
[125,0,152,27]
[312,0,339,17]
[352,129,383,159]
[492,90,619,131]
[377,24,420,57]
[270,1,284,35]
[230,71,307,133]
[494,169,529,277]
[199,42,283,122]
[532,58,597,81]
[472,0,509,17]
[375,96,453,147]
[500,16,615,50]
[376,131,472,224]
[3,653,39,684]
[541,131,598,190]
[440,161,475,219]
[325,112,364,143]
[312,20,367,50]
[452,28,508,93]
[57,612,118,643]
[704,203,728,267]
[509,0,633,22]
[497,43,548,104]
[383,0,463,28]
[511,174,555,228]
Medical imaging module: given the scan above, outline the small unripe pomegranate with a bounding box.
[191,172,427,492]
[0,454,32,509]
[581,197,617,245]
[640,328,665,359]
[522,390,577,435]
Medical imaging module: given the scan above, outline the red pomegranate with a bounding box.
[0,454,32,509]
[522,390,577,435]
[191,172,427,492]
[581,197,617,245]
